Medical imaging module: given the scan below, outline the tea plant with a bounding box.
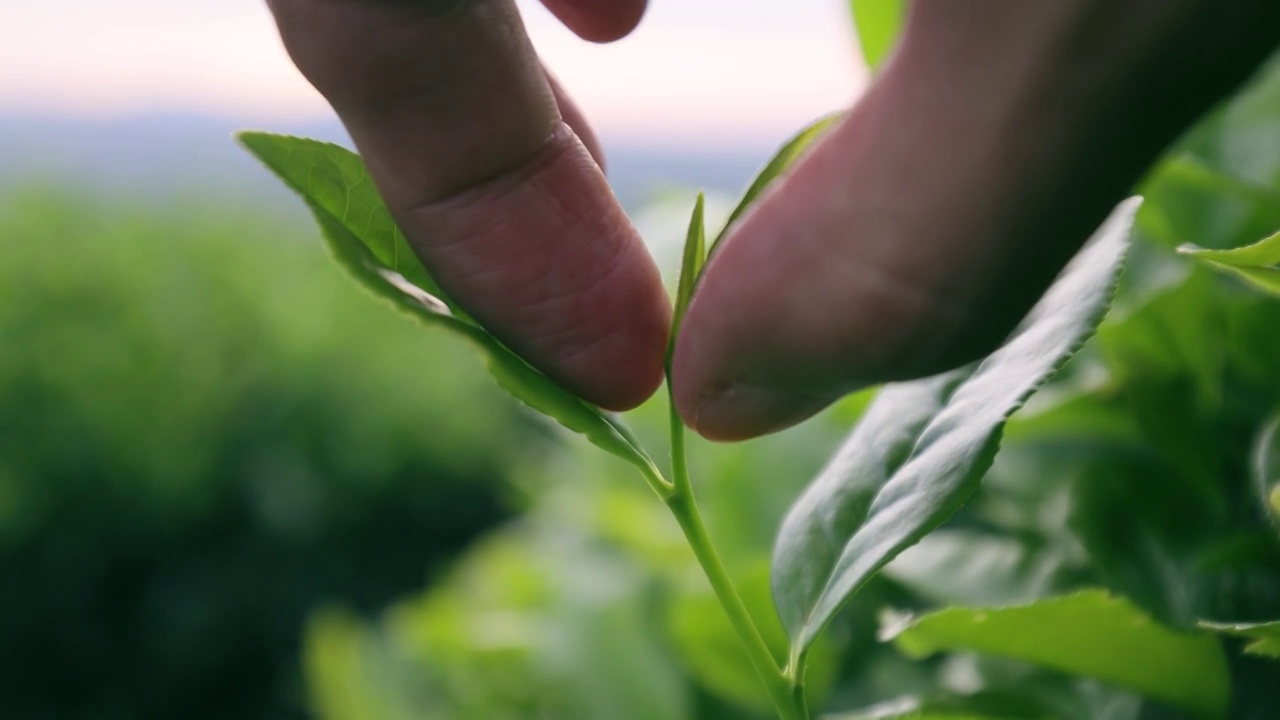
[241,6,1280,718]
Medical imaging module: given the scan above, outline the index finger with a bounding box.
[268,0,669,410]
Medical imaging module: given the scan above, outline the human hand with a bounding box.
[267,0,670,412]
[269,0,1280,440]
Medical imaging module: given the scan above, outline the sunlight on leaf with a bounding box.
[1198,620,1280,659]
[1254,413,1280,525]
[829,707,1018,712]
[1178,229,1280,298]
[771,199,1139,657]
[883,530,1069,608]
[828,684,1101,720]
[237,132,447,304]
[885,590,1230,719]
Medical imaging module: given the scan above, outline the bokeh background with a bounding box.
[5,2,1280,720]
[0,2,861,717]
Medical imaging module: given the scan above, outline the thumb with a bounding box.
[673,0,1280,440]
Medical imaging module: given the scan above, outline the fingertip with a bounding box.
[540,0,647,43]
[405,128,669,415]
[670,307,832,441]
[557,239,671,413]
[586,333,668,412]
[674,377,830,442]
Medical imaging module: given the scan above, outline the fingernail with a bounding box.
[690,380,829,442]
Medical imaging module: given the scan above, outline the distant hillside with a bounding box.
[0,114,765,213]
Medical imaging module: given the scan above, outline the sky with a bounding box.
[0,0,866,150]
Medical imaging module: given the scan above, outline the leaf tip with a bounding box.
[875,607,915,644]
[667,193,710,365]
[233,129,271,153]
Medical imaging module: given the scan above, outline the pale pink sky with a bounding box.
[0,0,866,149]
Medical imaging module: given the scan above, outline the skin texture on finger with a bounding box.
[673,0,1280,441]
[544,66,605,169]
[268,0,669,410]
[539,0,647,43]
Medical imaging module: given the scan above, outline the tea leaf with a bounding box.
[850,0,906,70]
[1254,413,1280,525]
[237,132,448,305]
[668,193,707,365]
[771,199,1138,657]
[1178,229,1280,298]
[238,132,655,473]
[828,691,1072,720]
[711,116,839,256]
[1198,619,1280,659]
[885,590,1230,719]
[834,707,1024,712]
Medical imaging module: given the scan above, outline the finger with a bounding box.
[539,0,647,43]
[672,0,1280,440]
[544,66,606,170]
[269,0,669,411]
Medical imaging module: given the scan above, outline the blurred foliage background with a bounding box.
[0,189,540,717]
[3,25,1280,720]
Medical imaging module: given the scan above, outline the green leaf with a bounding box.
[1177,229,1280,267]
[1178,53,1280,195]
[830,691,1054,720]
[1198,620,1280,659]
[1068,276,1232,625]
[711,115,840,256]
[1149,55,1280,254]
[1178,229,1280,298]
[850,0,906,70]
[1154,156,1280,228]
[834,707,1024,712]
[1254,413,1280,525]
[333,531,696,720]
[1068,454,1217,628]
[1137,154,1280,253]
[836,714,1028,720]
[883,530,1072,608]
[481,339,654,470]
[238,131,656,474]
[771,199,1138,656]
[237,132,447,304]
[1213,264,1280,297]
[884,590,1231,719]
[304,607,417,720]
[834,660,1151,720]
[668,193,706,364]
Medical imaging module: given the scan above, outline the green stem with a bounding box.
[667,398,693,499]
[661,397,808,720]
[784,654,810,719]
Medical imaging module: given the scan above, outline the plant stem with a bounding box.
[784,654,810,719]
[661,397,808,720]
